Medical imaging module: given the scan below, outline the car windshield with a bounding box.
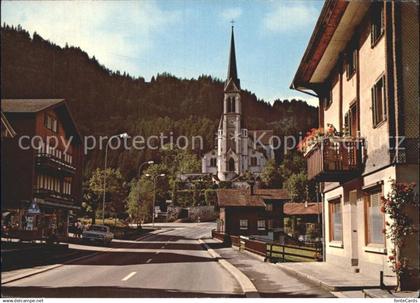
[89,225,107,232]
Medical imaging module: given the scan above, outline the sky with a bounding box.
[1,0,323,107]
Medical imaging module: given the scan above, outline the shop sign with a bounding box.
[28,200,41,214]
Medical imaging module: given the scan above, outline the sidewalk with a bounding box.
[203,238,334,298]
[277,262,397,291]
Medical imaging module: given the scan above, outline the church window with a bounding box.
[228,158,235,171]
[210,158,217,167]
[227,96,236,113]
[250,157,258,167]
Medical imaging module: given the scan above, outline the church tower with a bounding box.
[217,26,245,181]
[201,25,273,181]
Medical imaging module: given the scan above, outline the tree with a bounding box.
[126,177,155,223]
[284,172,316,202]
[87,168,126,220]
[260,159,281,188]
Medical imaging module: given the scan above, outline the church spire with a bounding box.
[226,25,240,89]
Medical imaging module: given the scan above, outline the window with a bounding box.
[250,157,257,167]
[371,3,384,46]
[329,199,343,242]
[228,158,235,171]
[44,114,58,132]
[257,220,266,231]
[241,129,248,137]
[346,47,357,79]
[323,88,333,109]
[210,158,217,167]
[364,187,385,245]
[372,76,386,127]
[227,96,236,113]
[239,219,248,230]
[266,203,273,212]
[267,219,273,230]
[344,103,359,137]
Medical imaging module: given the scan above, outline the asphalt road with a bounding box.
[2,222,332,298]
[2,223,241,298]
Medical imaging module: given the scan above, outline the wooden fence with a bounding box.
[211,229,322,262]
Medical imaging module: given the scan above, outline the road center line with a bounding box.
[121,272,137,281]
[146,258,152,263]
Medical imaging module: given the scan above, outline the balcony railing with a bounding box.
[305,138,365,182]
[35,153,76,175]
[33,188,75,203]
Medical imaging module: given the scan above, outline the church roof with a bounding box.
[225,26,240,90]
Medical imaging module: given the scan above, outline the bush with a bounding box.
[204,189,218,206]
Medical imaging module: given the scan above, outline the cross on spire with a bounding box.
[230,19,235,28]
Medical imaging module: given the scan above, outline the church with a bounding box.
[202,27,275,181]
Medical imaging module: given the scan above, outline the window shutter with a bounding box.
[344,111,350,135]
[371,21,375,46]
[382,76,387,120]
[371,87,377,127]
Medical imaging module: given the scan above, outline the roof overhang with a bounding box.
[291,0,370,90]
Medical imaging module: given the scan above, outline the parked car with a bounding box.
[82,224,113,245]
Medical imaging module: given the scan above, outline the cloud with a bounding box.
[262,2,318,33]
[1,1,180,76]
[220,7,242,21]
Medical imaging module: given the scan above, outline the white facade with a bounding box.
[202,27,274,181]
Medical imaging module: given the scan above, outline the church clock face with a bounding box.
[227,116,236,127]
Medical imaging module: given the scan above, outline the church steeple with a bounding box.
[226,26,240,89]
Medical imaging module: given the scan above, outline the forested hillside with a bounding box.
[1,25,318,179]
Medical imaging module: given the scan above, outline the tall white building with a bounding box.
[202,27,274,181]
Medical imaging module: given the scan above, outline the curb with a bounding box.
[198,239,259,298]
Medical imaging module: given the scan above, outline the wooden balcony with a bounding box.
[35,153,76,175]
[305,138,364,182]
[33,188,75,204]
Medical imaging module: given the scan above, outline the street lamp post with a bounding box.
[136,160,154,226]
[145,173,166,228]
[102,132,128,224]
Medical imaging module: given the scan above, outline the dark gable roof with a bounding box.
[217,188,289,208]
[217,189,265,207]
[284,202,322,216]
[1,99,83,143]
[1,99,64,113]
[255,189,289,200]
[291,0,349,88]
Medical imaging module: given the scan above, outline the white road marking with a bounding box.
[121,272,137,281]
[146,258,152,263]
